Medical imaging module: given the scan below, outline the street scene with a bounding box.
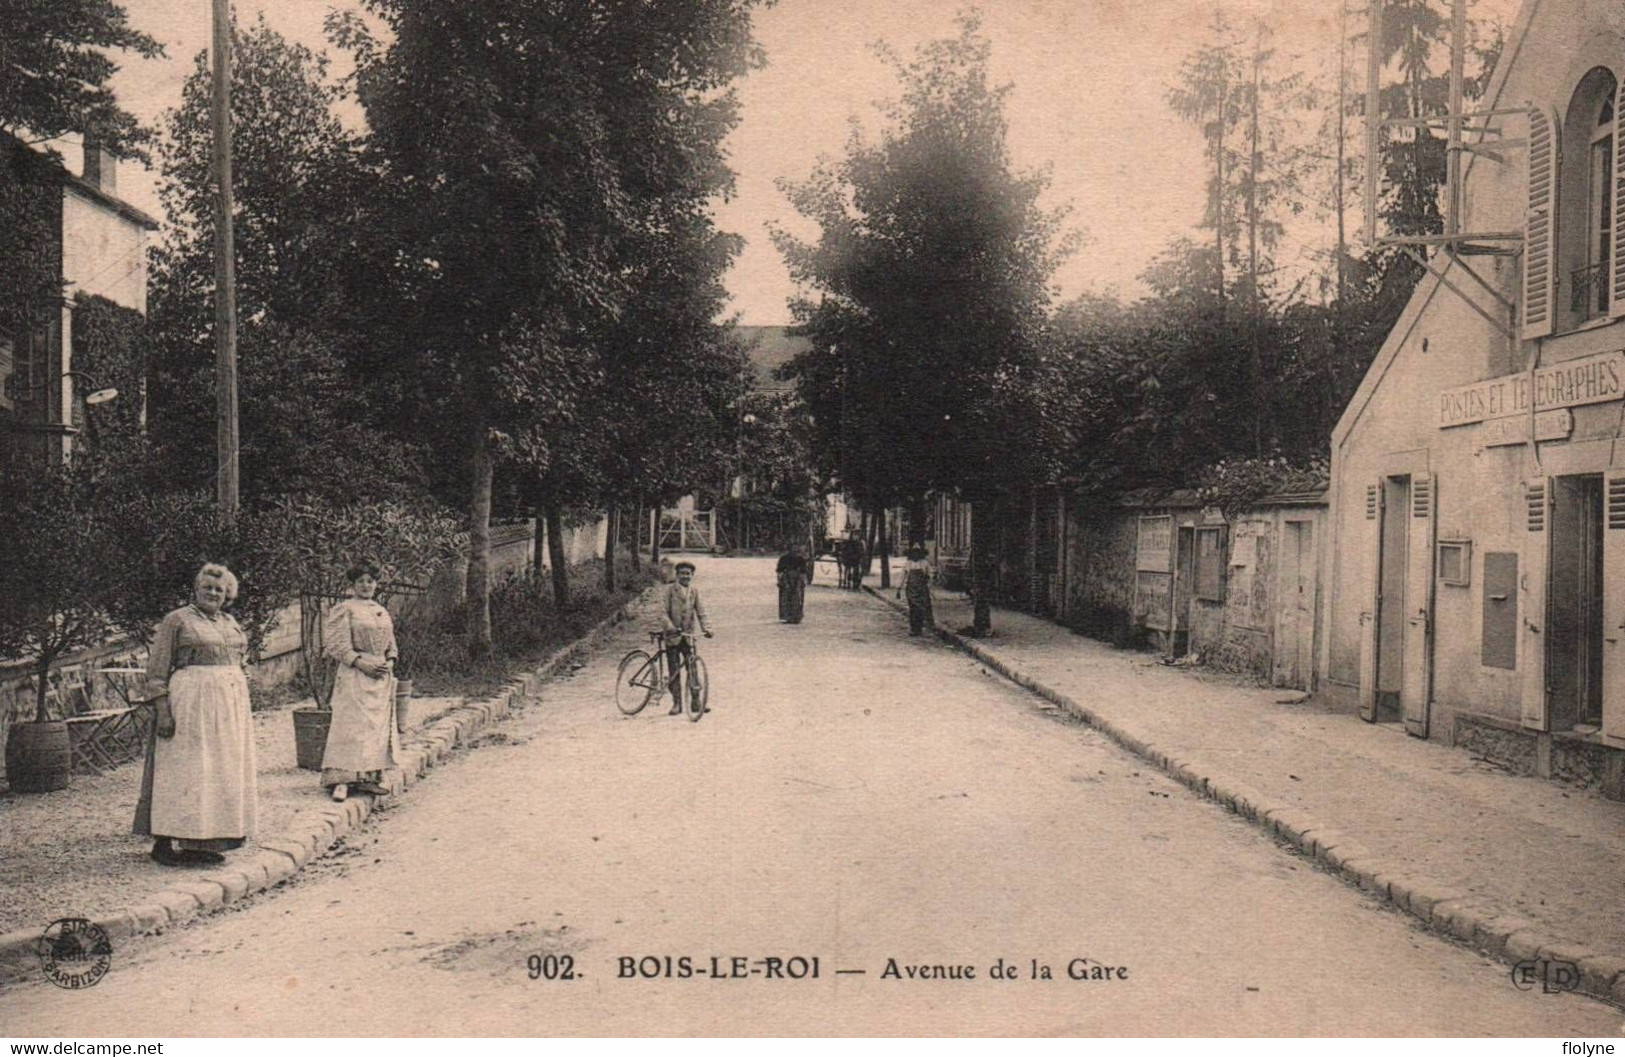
[4,0,1625,1043]
[4,559,1621,1036]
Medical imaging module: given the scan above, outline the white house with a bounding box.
[1323,0,1625,796]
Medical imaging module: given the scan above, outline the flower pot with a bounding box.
[292,707,332,772]
[394,679,414,731]
[5,720,72,793]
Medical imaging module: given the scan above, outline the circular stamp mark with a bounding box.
[37,918,112,989]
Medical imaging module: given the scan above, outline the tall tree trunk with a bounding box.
[545,499,569,611]
[604,504,618,593]
[970,498,995,636]
[651,503,662,564]
[467,419,494,662]
[879,507,892,589]
[631,499,643,570]
[531,490,546,579]
[1027,488,1040,613]
[864,507,879,577]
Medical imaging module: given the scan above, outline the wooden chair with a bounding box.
[64,669,150,775]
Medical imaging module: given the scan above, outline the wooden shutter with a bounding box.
[1401,473,1435,737]
[1523,107,1558,339]
[1613,78,1625,318]
[1358,480,1383,722]
[1521,477,1553,730]
[1603,472,1625,745]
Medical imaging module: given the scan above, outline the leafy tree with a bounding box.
[1169,15,1310,454]
[151,17,366,337]
[1166,8,1246,320]
[775,14,1076,633]
[0,450,288,723]
[0,0,161,158]
[0,459,149,723]
[333,0,763,655]
[145,17,421,506]
[723,388,823,551]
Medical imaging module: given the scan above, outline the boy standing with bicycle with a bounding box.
[659,560,713,715]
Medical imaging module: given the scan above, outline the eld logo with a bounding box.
[1510,958,1579,994]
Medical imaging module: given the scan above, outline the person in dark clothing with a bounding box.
[838,537,866,589]
[776,546,807,623]
[901,545,934,635]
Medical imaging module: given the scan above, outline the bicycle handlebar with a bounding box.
[649,630,707,641]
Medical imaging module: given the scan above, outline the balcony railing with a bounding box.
[1570,262,1610,319]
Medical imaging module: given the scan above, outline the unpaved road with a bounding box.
[4,557,1620,1036]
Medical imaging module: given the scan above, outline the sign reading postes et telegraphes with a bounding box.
[1437,350,1625,429]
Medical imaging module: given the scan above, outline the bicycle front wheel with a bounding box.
[687,655,709,722]
[616,650,658,716]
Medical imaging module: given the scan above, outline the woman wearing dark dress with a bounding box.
[776,546,807,624]
[902,545,935,636]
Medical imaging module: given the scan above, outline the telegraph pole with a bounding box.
[213,0,239,520]
[1363,0,1382,246]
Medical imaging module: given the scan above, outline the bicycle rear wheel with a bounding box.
[687,656,709,722]
[615,650,658,716]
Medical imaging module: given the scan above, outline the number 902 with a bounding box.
[528,953,576,980]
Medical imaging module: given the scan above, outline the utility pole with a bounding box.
[1363,0,1382,246]
[1446,0,1465,241]
[1335,1,1348,306]
[1246,23,1264,456]
[213,0,239,520]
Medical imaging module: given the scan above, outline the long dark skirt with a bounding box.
[778,572,806,623]
[905,577,933,635]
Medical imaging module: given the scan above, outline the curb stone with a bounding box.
[861,585,1625,1008]
[0,587,648,986]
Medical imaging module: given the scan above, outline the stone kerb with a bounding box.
[860,586,1625,1008]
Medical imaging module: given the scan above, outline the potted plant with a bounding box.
[0,461,149,792]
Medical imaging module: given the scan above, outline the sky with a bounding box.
[100,0,1520,325]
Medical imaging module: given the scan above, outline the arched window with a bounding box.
[1558,67,1619,326]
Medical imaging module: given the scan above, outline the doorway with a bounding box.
[1373,476,1410,722]
[1172,525,1195,658]
[1548,474,1605,731]
[1275,520,1316,689]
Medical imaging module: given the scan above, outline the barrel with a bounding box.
[292,707,331,772]
[5,721,72,793]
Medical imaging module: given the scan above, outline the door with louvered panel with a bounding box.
[1522,478,1554,731]
[1401,473,1435,737]
[1602,472,1625,746]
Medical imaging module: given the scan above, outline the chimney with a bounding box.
[81,135,117,195]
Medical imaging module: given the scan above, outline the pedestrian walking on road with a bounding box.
[776,545,807,623]
[134,563,258,867]
[659,561,713,715]
[839,537,866,590]
[320,561,402,802]
[902,545,934,636]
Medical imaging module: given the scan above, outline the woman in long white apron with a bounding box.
[135,563,258,867]
[320,561,401,801]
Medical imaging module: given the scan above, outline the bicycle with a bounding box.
[615,631,709,722]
